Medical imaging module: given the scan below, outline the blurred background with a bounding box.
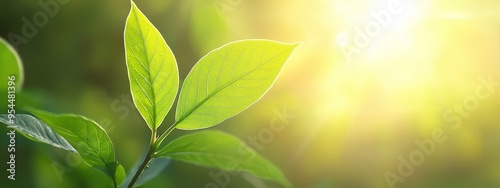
[1,0,500,187]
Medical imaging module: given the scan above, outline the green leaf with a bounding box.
[115,163,126,186]
[28,109,116,177]
[156,130,291,187]
[175,40,299,130]
[0,114,75,152]
[0,38,23,90]
[124,2,179,130]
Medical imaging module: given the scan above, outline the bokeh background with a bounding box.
[1,0,500,187]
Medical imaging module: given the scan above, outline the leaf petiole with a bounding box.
[154,122,177,150]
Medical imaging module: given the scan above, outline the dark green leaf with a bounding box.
[28,109,116,177]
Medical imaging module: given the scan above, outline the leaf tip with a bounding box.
[292,42,302,47]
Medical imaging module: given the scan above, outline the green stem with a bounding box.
[154,123,177,149]
[126,122,177,188]
[126,130,156,188]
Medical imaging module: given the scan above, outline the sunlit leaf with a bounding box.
[175,40,299,130]
[28,109,116,177]
[156,130,291,187]
[125,2,179,130]
[0,38,23,90]
[0,114,75,152]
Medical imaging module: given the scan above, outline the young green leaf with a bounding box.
[175,40,299,130]
[124,2,179,130]
[155,130,291,187]
[28,109,117,178]
[0,38,23,90]
[115,163,126,186]
[0,114,75,152]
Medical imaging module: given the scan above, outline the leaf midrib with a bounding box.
[176,45,294,125]
[132,7,157,127]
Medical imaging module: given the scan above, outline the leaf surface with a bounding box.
[156,130,291,187]
[125,2,179,130]
[115,163,126,186]
[0,38,23,90]
[0,114,75,152]
[28,109,116,177]
[176,40,298,130]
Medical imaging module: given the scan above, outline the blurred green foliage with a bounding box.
[1,0,500,188]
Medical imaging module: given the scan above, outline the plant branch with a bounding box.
[113,178,118,188]
[126,122,177,188]
[126,129,157,188]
